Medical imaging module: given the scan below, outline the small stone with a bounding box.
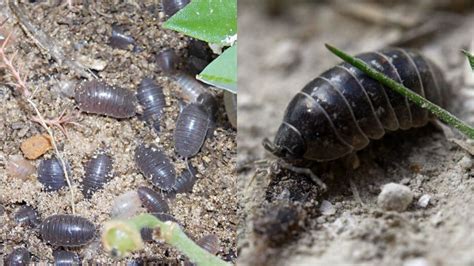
[377,183,413,212]
[458,155,472,170]
[403,257,429,266]
[20,134,52,159]
[417,194,431,208]
[319,200,336,216]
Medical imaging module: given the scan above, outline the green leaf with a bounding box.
[462,50,474,71]
[197,44,237,93]
[163,0,237,45]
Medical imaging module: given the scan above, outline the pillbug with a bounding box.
[40,214,95,247]
[173,73,218,117]
[137,78,166,132]
[197,234,220,254]
[37,158,69,192]
[224,91,237,128]
[264,48,447,162]
[109,24,136,51]
[81,153,113,198]
[6,247,30,266]
[174,103,211,158]
[137,186,170,213]
[172,160,197,194]
[162,0,190,17]
[75,80,137,119]
[14,205,41,228]
[53,250,81,266]
[135,144,176,191]
[156,48,179,75]
[111,191,142,218]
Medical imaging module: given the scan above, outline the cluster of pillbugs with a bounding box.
[3,1,232,263]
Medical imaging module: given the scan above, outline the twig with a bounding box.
[325,43,474,140]
[0,23,76,213]
[8,0,95,79]
[102,214,231,266]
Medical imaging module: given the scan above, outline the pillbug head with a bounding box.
[264,122,305,160]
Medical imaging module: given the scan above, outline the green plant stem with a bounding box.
[325,43,474,139]
[126,214,230,266]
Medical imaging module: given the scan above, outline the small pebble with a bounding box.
[319,200,336,216]
[377,183,413,212]
[20,134,52,159]
[458,155,473,170]
[417,194,431,208]
[403,257,429,266]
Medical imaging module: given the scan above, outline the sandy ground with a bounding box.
[238,1,474,265]
[0,1,236,264]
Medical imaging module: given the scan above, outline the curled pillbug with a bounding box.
[111,191,142,218]
[156,48,179,75]
[174,103,211,158]
[37,157,69,192]
[40,214,95,247]
[135,144,176,191]
[137,78,166,132]
[81,153,113,198]
[224,91,237,128]
[53,250,81,266]
[109,24,136,50]
[6,247,30,266]
[197,234,220,255]
[14,205,41,228]
[264,48,448,162]
[75,80,137,118]
[172,160,197,194]
[162,0,190,17]
[137,186,170,213]
[6,155,35,180]
[140,212,178,242]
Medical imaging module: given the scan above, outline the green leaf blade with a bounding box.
[163,0,237,45]
[197,44,237,93]
[462,50,474,71]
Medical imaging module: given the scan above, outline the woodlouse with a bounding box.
[174,103,211,158]
[39,214,95,247]
[137,186,170,213]
[75,80,137,119]
[172,160,197,194]
[196,234,220,255]
[137,78,166,132]
[53,250,81,266]
[264,48,447,162]
[6,247,30,266]
[109,24,136,50]
[81,153,113,198]
[156,48,179,75]
[162,0,190,17]
[173,73,218,116]
[224,91,237,128]
[14,205,40,228]
[135,144,176,191]
[37,157,68,192]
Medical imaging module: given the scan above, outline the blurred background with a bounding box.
[238,0,474,265]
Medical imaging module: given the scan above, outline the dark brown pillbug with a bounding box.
[137,186,170,213]
[14,205,41,228]
[53,250,81,266]
[75,80,137,119]
[135,144,176,191]
[137,78,166,132]
[40,214,95,247]
[81,153,113,198]
[174,103,211,158]
[162,0,190,17]
[37,158,68,192]
[6,247,30,266]
[264,48,448,162]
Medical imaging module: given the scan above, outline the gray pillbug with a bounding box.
[37,158,68,192]
[135,144,176,191]
[137,186,170,213]
[172,160,197,194]
[109,24,136,50]
[81,153,113,198]
[6,247,30,266]
[40,214,95,247]
[174,103,211,158]
[173,73,218,117]
[264,48,447,162]
[75,80,137,119]
[53,250,81,266]
[156,48,179,75]
[14,205,41,228]
[137,78,166,132]
[162,0,190,17]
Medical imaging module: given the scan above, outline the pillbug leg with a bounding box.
[342,153,364,206]
[277,159,327,191]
